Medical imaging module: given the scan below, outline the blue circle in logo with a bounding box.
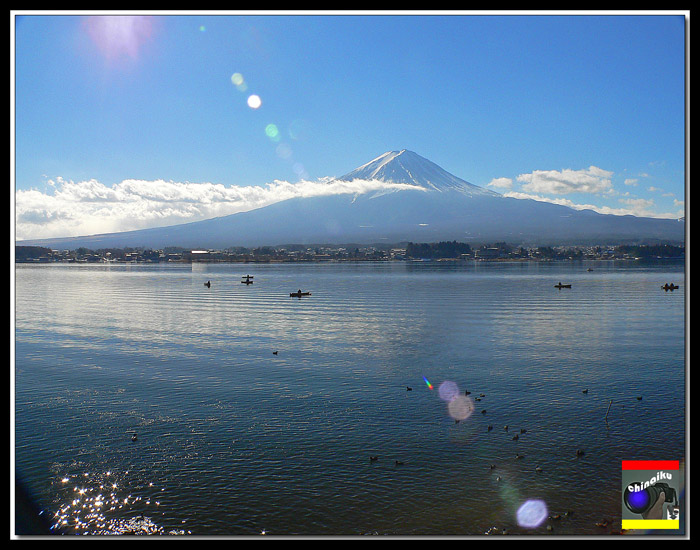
[627,488,651,511]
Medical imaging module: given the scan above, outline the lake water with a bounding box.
[13,260,686,536]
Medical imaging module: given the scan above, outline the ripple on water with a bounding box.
[15,262,685,535]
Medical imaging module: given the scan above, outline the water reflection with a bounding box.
[15,261,685,535]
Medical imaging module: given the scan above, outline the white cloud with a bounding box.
[503,191,606,212]
[487,177,513,189]
[15,176,424,241]
[516,166,613,195]
[618,197,655,211]
[503,190,678,219]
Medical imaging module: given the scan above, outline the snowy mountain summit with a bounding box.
[337,149,500,198]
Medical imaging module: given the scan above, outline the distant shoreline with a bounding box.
[14,242,685,265]
[15,255,685,265]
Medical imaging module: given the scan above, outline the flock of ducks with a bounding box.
[367,384,635,534]
[123,381,631,533]
[164,275,647,533]
[368,388,562,474]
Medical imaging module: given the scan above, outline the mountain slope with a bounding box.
[18,150,684,249]
[338,150,500,197]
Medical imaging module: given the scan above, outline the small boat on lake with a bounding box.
[241,275,254,285]
[554,282,572,289]
[290,290,311,297]
[662,283,679,291]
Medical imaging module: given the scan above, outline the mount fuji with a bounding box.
[19,150,684,249]
[336,150,500,197]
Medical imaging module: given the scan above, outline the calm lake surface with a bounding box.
[14,260,686,536]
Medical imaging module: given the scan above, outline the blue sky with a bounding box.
[13,12,687,241]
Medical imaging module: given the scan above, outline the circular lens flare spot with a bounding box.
[438,381,460,402]
[448,395,474,421]
[231,73,248,91]
[288,119,308,141]
[276,143,292,159]
[265,124,280,141]
[247,95,262,109]
[292,162,308,179]
[516,499,548,529]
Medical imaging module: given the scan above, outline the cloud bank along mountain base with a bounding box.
[17,151,684,249]
[15,173,425,241]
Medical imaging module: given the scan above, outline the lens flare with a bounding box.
[293,163,308,179]
[231,72,248,92]
[516,499,548,529]
[448,395,474,421]
[423,376,433,390]
[438,380,460,402]
[83,15,155,62]
[265,124,280,141]
[247,95,262,109]
[276,143,292,160]
[288,119,308,141]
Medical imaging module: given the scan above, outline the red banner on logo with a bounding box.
[621,460,679,471]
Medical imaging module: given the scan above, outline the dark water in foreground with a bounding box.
[14,260,686,536]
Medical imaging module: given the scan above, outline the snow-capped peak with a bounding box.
[337,150,500,197]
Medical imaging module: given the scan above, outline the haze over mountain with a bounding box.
[18,150,684,250]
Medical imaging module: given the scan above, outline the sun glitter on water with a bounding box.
[48,470,188,535]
